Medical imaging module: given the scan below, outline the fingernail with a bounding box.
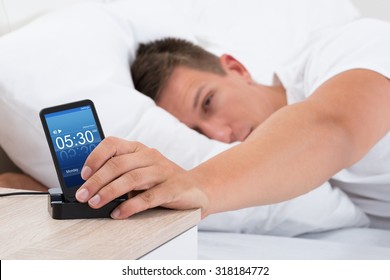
[81,166,92,180]
[111,208,121,219]
[89,194,101,206]
[76,188,89,202]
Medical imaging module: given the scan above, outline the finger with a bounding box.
[81,137,144,180]
[110,175,210,219]
[77,152,149,202]
[87,165,167,209]
[110,185,173,219]
[77,146,178,203]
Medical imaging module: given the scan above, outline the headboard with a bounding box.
[0,0,114,36]
[0,147,21,173]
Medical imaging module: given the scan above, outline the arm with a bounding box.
[193,69,390,215]
[76,69,390,218]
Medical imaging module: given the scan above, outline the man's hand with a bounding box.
[75,137,209,219]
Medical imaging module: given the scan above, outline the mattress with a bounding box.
[198,227,390,260]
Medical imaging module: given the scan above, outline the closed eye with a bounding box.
[202,93,214,113]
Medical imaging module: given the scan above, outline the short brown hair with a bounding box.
[131,37,225,101]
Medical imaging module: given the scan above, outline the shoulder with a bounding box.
[304,18,390,96]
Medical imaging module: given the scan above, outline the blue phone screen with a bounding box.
[44,105,102,188]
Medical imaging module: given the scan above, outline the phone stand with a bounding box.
[48,188,127,219]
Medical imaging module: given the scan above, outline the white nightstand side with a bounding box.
[140,226,198,260]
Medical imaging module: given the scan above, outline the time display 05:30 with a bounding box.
[55,130,95,150]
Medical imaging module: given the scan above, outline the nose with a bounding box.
[200,122,233,143]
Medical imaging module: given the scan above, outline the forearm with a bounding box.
[192,102,355,216]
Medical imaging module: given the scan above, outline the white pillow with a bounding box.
[107,0,196,43]
[191,0,360,85]
[0,0,104,36]
[0,1,368,235]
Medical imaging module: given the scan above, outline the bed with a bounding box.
[1,0,390,260]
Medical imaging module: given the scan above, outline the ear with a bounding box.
[220,54,253,83]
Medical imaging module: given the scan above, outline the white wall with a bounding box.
[352,0,390,22]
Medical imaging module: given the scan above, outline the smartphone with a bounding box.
[40,100,105,202]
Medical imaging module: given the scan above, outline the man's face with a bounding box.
[157,56,278,143]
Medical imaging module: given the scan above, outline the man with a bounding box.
[74,19,390,219]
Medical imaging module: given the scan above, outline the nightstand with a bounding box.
[0,188,200,259]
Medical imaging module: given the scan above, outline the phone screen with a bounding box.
[40,100,104,201]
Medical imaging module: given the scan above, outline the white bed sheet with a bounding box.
[198,228,390,260]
